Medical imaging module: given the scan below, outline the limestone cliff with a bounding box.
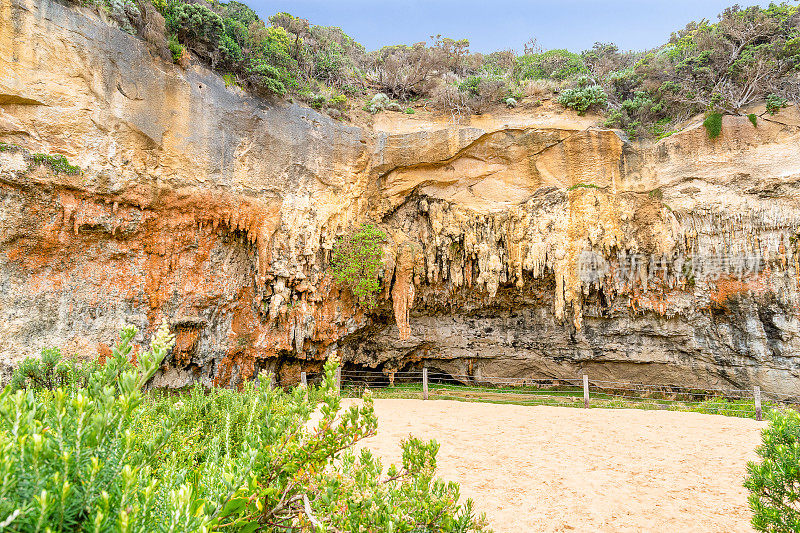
[2,0,800,398]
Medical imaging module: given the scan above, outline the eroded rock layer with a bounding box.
[2,0,800,396]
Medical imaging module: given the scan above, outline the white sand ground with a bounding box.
[350,399,765,533]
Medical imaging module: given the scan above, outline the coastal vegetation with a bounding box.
[67,0,800,136]
[331,224,387,309]
[745,409,800,531]
[0,326,487,532]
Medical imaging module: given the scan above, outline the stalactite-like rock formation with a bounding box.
[2,0,800,396]
[391,242,417,340]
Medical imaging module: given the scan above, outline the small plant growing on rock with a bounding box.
[651,117,677,140]
[567,183,601,191]
[748,113,758,127]
[331,223,387,308]
[30,153,81,175]
[168,33,184,63]
[765,93,788,115]
[310,93,327,109]
[328,93,347,110]
[703,112,723,139]
[744,409,800,531]
[221,72,237,87]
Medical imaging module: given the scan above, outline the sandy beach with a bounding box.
[352,399,765,532]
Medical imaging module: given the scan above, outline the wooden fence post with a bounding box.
[754,386,762,421]
[423,367,429,400]
[335,367,341,394]
[300,371,307,387]
[583,375,589,409]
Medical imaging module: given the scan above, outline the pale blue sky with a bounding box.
[249,0,787,53]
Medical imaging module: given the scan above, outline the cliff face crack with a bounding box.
[116,82,142,101]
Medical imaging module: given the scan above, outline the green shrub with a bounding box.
[219,1,259,27]
[315,436,485,531]
[0,322,176,531]
[331,223,387,308]
[748,113,758,127]
[247,61,287,95]
[167,33,184,63]
[624,120,641,140]
[367,92,391,114]
[303,91,347,111]
[703,112,723,139]
[327,93,347,110]
[651,117,677,140]
[458,75,483,97]
[56,0,800,129]
[221,72,236,87]
[603,109,624,128]
[167,2,223,51]
[557,83,608,115]
[621,91,655,115]
[765,93,788,114]
[0,324,487,532]
[515,49,587,81]
[150,0,167,15]
[608,67,639,95]
[9,348,95,392]
[313,40,346,83]
[218,33,242,63]
[744,409,800,531]
[310,93,327,109]
[246,25,298,95]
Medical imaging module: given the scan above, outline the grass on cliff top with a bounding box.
[342,382,776,419]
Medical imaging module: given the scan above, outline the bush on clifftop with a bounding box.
[703,112,723,139]
[557,78,608,115]
[70,0,800,134]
